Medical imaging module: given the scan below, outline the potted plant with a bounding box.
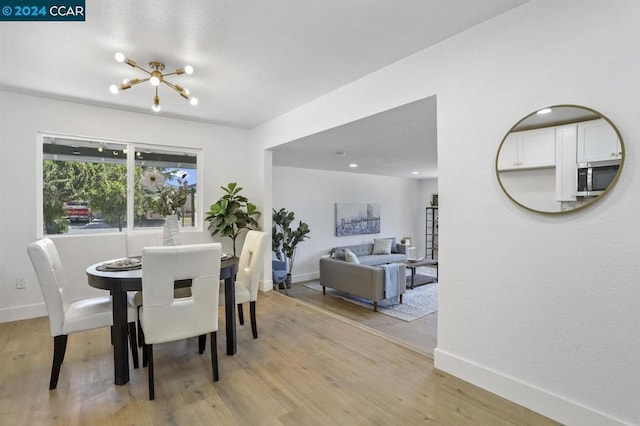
[206,182,261,256]
[272,208,311,288]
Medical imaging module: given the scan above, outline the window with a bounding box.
[39,133,201,236]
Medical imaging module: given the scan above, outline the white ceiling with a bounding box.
[272,95,439,178]
[0,0,528,177]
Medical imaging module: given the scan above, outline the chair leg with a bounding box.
[250,301,258,339]
[49,335,68,390]
[198,334,206,354]
[237,303,244,325]
[128,322,139,369]
[146,344,155,400]
[137,306,143,347]
[141,328,148,368]
[210,331,219,382]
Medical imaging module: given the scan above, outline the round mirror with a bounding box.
[496,105,624,214]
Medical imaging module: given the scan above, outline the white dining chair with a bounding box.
[126,230,190,348]
[222,230,268,339]
[139,243,222,400]
[27,238,139,389]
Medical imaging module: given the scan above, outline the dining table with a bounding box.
[86,256,238,386]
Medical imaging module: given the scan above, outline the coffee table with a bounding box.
[404,258,438,289]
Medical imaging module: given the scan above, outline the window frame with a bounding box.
[37,131,203,238]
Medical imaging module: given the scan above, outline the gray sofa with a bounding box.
[320,239,407,311]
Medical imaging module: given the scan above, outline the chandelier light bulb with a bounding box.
[114,52,125,63]
[152,104,161,112]
[150,76,160,86]
[109,84,119,94]
[190,97,198,106]
[184,65,194,75]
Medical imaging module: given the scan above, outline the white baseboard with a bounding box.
[292,271,319,283]
[258,271,318,292]
[434,348,631,426]
[259,278,273,292]
[0,303,47,323]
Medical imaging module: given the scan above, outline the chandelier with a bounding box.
[109,52,198,112]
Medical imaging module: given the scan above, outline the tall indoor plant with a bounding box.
[206,182,261,256]
[272,208,311,286]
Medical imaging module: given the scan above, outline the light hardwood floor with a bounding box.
[285,280,437,355]
[0,291,557,425]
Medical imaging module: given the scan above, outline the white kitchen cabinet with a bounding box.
[555,124,577,201]
[497,127,556,171]
[577,118,622,163]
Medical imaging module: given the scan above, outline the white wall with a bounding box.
[253,1,640,424]
[0,91,251,322]
[272,166,423,282]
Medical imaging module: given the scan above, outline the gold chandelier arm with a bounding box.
[129,62,153,76]
[120,77,151,90]
[131,77,150,86]
[162,80,189,97]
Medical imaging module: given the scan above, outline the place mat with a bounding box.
[97,258,142,271]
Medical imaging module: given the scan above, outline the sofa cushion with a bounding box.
[344,248,360,264]
[358,253,407,266]
[373,238,392,255]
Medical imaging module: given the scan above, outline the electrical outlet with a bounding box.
[16,277,27,289]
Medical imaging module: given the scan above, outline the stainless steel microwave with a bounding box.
[576,160,620,197]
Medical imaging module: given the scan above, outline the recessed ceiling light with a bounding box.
[537,108,552,115]
[349,163,358,168]
[411,171,419,175]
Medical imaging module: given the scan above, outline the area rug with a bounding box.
[303,277,438,322]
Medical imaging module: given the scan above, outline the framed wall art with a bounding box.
[335,203,380,236]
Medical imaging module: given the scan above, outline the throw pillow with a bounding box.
[387,237,398,253]
[372,238,392,255]
[344,248,360,264]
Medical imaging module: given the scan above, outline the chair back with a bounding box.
[236,231,268,300]
[126,230,162,258]
[27,238,68,337]
[141,243,221,344]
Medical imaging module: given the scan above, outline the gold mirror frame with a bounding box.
[496,104,625,214]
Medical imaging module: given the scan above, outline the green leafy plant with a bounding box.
[205,182,261,256]
[272,208,311,278]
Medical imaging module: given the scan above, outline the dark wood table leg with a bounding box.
[111,289,130,385]
[411,266,416,289]
[224,274,236,355]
